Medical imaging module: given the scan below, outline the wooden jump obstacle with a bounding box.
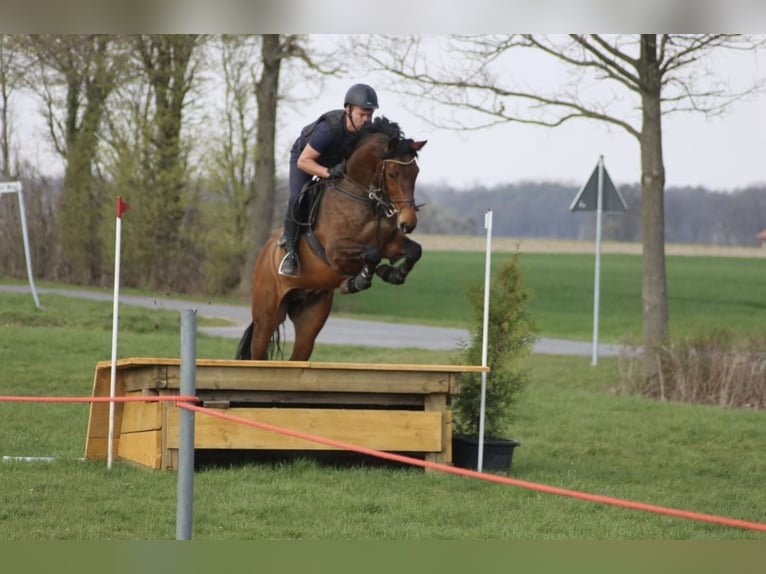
[84,358,487,470]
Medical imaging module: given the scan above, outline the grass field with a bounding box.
[333,250,766,342]
[1,258,765,540]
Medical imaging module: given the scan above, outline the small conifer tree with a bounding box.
[452,250,537,439]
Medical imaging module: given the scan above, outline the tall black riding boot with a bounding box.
[278,215,301,278]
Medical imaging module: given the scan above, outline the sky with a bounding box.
[12,34,766,194]
[274,40,766,192]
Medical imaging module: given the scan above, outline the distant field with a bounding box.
[333,244,766,342]
[2,236,764,343]
[416,234,766,258]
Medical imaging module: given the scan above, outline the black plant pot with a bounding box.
[452,436,521,472]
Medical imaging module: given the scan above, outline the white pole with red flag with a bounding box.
[108,196,130,469]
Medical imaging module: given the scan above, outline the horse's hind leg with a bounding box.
[250,286,287,360]
[288,290,334,361]
[250,315,283,360]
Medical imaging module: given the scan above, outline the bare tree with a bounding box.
[358,33,765,382]
[238,34,340,293]
[198,34,331,294]
[0,35,27,177]
[196,35,259,293]
[130,34,203,291]
[17,35,127,284]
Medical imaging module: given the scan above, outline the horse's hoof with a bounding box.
[375,264,406,285]
[375,265,393,280]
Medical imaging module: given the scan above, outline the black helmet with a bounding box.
[344,83,379,109]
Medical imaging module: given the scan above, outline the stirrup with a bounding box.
[278,251,300,278]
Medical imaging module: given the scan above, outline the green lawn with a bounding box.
[332,251,766,342]
[0,287,764,540]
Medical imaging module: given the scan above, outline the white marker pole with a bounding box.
[108,196,130,469]
[477,209,493,472]
[0,181,40,308]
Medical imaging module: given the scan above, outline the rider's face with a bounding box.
[345,106,375,132]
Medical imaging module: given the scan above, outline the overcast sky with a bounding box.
[13,34,766,194]
[275,39,765,192]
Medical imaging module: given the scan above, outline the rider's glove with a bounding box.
[327,160,346,179]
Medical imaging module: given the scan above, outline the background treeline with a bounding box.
[1,35,765,299]
[3,175,765,297]
[0,35,325,296]
[415,181,766,245]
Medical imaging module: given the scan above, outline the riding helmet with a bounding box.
[344,83,379,109]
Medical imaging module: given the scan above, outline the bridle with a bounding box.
[332,156,421,219]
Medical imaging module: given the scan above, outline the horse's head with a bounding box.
[346,117,427,234]
[380,138,426,234]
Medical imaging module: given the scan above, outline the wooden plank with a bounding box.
[117,430,163,470]
[84,365,125,460]
[95,357,488,373]
[121,365,456,394]
[167,449,179,471]
[424,394,447,413]
[195,390,425,408]
[86,358,468,468]
[424,394,451,467]
[95,358,486,394]
[425,411,452,467]
[161,402,171,471]
[83,437,119,461]
[122,366,169,391]
[192,366,455,394]
[166,408,443,452]
[120,402,163,433]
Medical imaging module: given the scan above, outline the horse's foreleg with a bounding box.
[340,246,381,295]
[375,239,422,285]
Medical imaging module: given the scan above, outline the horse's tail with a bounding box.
[269,327,282,360]
[235,322,254,360]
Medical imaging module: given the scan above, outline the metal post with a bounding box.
[0,181,40,308]
[176,309,196,540]
[592,156,604,366]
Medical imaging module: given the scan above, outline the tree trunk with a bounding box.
[638,35,669,383]
[0,37,13,177]
[58,36,111,284]
[239,34,281,293]
[134,34,198,290]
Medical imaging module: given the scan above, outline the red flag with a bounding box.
[117,196,130,219]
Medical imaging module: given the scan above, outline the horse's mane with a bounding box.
[347,116,419,160]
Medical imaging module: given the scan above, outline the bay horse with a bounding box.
[236,117,427,361]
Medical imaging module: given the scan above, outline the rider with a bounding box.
[277,83,379,278]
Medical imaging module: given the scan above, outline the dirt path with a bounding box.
[416,234,766,258]
[0,284,623,357]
